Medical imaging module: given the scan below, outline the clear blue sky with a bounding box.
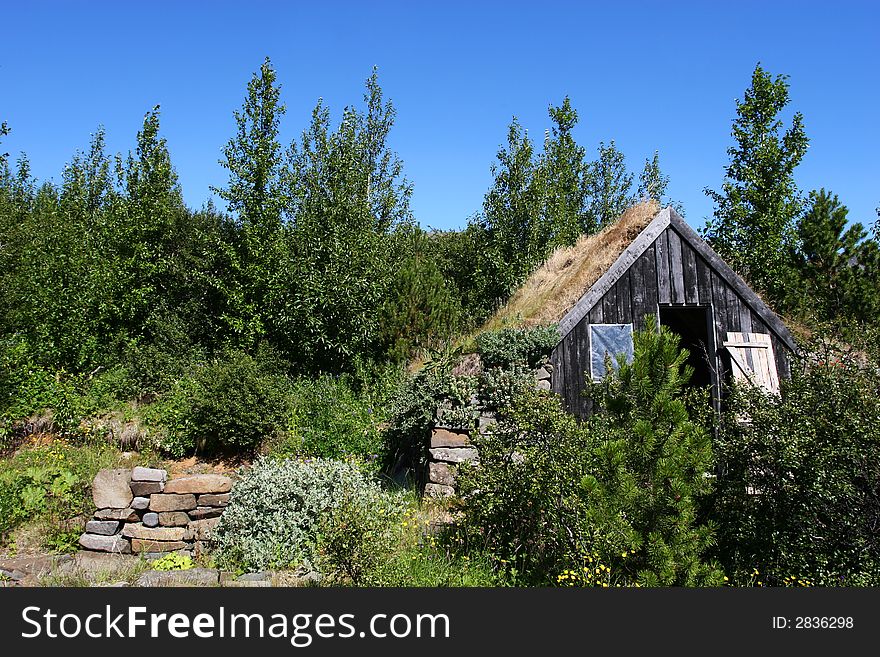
[2,1,878,231]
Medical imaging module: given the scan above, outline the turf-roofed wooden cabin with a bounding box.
[488,202,797,418]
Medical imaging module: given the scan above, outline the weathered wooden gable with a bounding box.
[549,208,796,418]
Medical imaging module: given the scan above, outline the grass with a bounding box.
[0,435,142,553]
[37,555,152,587]
[483,200,660,330]
[407,201,661,374]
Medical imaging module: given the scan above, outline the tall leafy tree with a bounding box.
[587,140,634,229]
[472,118,544,311]
[704,64,809,305]
[213,57,286,237]
[212,58,289,350]
[280,69,413,371]
[540,96,592,242]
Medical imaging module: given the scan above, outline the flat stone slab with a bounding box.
[122,524,188,541]
[424,483,456,498]
[66,551,139,577]
[85,520,120,536]
[430,428,471,448]
[188,506,223,520]
[135,568,219,587]
[164,474,232,495]
[130,481,163,496]
[149,493,197,512]
[130,539,189,553]
[0,554,73,578]
[131,466,167,482]
[131,496,150,510]
[158,511,190,527]
[428,462,456,487]
[189,517,220,541]
[428,447,479,464]
[197,493,230,507]
[94,508,138,522]
[79,533,132,554]
[92,469,133,509]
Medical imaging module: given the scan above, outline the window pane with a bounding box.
[590,324,634,380]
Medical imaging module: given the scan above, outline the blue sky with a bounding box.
[2,1,878,231]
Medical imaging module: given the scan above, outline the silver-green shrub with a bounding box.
[214,457,400,572]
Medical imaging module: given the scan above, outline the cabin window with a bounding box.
[589,324,634,381]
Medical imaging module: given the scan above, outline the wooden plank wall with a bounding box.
[551,224,794,418]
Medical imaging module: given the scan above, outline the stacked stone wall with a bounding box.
[423,362,553,498]
[78,467,232,557]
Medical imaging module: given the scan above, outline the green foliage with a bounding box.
[152,552,195,571]
[541,97,594,241]
[583,319,722,586]
[271,68,414,372]
[377,229,463,363]
[43,526,81,554]
[269,374,384,465]
[380,366,464,479]
[0,338,74,440]
[790,189,880,324]
[705,63,809,305]
[457,389,593,584]
[213,57,286,233]
[213,457,398,573]
[316,486,408,585]
[458,321,722,586]
[637,150,682,214]
[0,440,124,543]
[710,333,880,586]
[587,140,634,229]
[154,351,290,457]
[475,325,559,369]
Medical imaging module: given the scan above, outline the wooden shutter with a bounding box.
[723,332,780,394]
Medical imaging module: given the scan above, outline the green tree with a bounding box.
[213,57,286,238]
[377,229,461,363]
[583,319,722,586]
[587,140,634,228]
[540,96,593,242]
[637,150,682,214]
[704,64,809,305]
[711,333,880,585]
[792,189,880,323]
[279,69,412,371]
[470,119,544,312]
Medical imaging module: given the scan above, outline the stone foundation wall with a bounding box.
[423,362,553,498]
[78,467,232,557]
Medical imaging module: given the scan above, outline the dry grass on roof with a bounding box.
[483,200,660,331]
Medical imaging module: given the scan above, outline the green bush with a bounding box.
[0,338,75,441]
[458,321,723,586]
[710,345,880,586]
[213,457,400,573]
[154,351,290,457]
[457,389,593,584]
[316,486,408,585]
[475,325,559,369]
[152,552,194,571]
[270,374,383,465]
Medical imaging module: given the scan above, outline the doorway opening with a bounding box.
[658,305,714,389]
